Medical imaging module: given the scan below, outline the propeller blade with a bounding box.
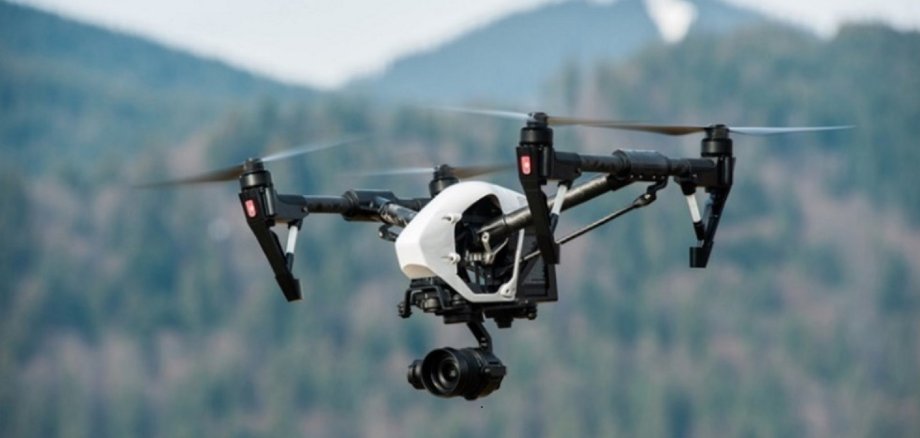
[729,125,854,136]
[132,164,244,188]
[353,167,436,177]
[134,136,362,189]
[553,119,707,135]
[354,163,513,179]
[432,106,531,122]
[432,106,697,135]
[568,123,853,136]
[430,106,852,138]
[261,136,364,163]
[451,163,515,179]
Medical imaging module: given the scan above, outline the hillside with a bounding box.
[351,0,767,105]
[1,5,918,438]
[0,1,315,171]
[553,23,920,223]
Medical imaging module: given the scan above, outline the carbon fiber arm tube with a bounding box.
[478,150,717,240]
[277,194,354,215]
[579,150,715,178]
[277,194,422,227]
[478,174,629,240]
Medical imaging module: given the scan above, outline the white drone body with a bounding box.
[395,181,528,303]
[222,107,834,400]
[159,106,847,400]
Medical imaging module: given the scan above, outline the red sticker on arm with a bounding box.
[520,155,532,175]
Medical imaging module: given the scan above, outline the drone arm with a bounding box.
[483,150,718,241]
[277,194,352,216]
[240,186,309,301]
[480,173,632,240]
[574,150,731,268]
[689,188,729,267]
[246,221,302,301]
[578,150,717,178]
[275,193,424,226]
[240,163,424,301]
[683,158,733,267]
[521,179,669,263]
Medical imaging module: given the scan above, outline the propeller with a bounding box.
[355,163,514,180]
[434,106,852,137]
[134,136,362,188]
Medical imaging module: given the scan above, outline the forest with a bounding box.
[1,2,918,437]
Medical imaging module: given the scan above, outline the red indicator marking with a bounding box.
[245,199,257,218]
[520,155,532,175]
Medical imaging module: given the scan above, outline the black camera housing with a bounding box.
[408,347,506,400]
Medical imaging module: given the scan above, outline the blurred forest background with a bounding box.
[1,0,918,436]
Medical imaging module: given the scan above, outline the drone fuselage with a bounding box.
[395,181,527,303]
[141,103,848,401]
[231,116,760,400]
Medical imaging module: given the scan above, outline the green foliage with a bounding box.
[583,24,920,222]
[1,5,918,438]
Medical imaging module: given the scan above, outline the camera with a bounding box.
[407,347,506,400]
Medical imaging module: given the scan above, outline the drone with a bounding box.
[142,108,848,400]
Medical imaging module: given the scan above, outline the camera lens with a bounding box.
[421,348,466,395]
[412,347,506,400]
[431,353,465,393]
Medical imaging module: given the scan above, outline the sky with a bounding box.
[13,0,920,89]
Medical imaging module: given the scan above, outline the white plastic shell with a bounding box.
[395,181,527,303]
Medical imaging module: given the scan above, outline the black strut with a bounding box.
[522,179,668,263]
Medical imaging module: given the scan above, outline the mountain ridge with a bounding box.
[0,1,316,171]
[349,0,771,105]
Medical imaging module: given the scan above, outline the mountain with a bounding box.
[1,2,918,436]
[550,23,920,223]
[0,1,316,172]
[350,0,768,105]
